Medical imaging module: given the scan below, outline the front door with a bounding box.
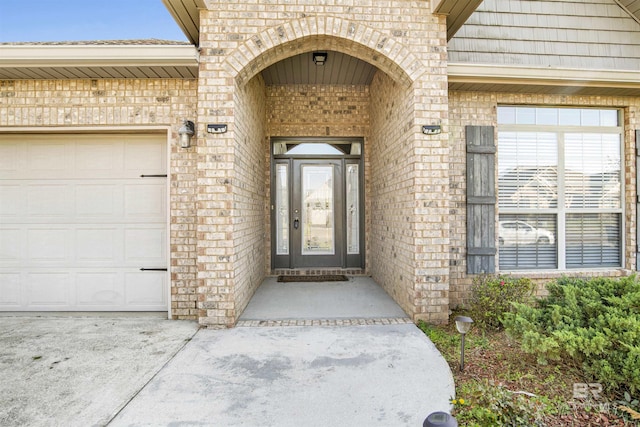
[292,159,343,267]
[271,138,364,269]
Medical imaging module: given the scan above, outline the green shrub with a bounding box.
[503,275,640,394]
[453,380,548,426]
[467,275,535,330]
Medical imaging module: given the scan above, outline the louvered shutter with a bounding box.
[466,125,496,274]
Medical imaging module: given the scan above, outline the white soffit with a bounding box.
[162,0,206,45]
[0,44,199,79]
[0,45,199,67]
[448,63,640,96]
[432,0,484,40]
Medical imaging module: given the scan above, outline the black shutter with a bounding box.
[466,125,496,274]
[637,130,640,270]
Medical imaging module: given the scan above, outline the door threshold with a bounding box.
[272,268,366,276]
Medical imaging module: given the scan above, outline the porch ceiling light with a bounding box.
[455,315,473,372]
[178,119,195,148]
[313,51,327,66]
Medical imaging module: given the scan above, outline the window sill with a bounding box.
[495,268,632,280]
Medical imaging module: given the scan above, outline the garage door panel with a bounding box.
[0,144,20,172]
[27,272,71,306]
[76,272,123,306]
[0,229,22,264]
[0,273,21,306]
[76,142,122,172]
[75,184,120,217]
[27,184,71,217]
[124,183,166,218]
[76,228,120,264]
[27,228,69,262]
[27,143,68,172]
[125,272,166,307]
[124,228,166,264]
[0,186,23,216]
[0,134,167,312]
[124,139,166,172]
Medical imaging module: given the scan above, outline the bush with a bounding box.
[467,275,535,330]
[453,380,548,427]
[503,275,640,394]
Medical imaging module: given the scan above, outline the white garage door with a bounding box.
[0,134,168,311]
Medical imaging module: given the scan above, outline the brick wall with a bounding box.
[0,78,200,320]
[369,71,418,319]
[448,91,640,308]
[232,75,268,320]
[266,84,370,138]
[196,0,450,325]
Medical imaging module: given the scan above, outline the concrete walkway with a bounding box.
[0,278,455,426]
[239,276,409,324]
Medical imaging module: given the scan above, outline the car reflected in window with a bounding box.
[498,220,555,246]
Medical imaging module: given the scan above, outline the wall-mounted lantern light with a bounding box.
[423,411,458,427]
[455,315,473,372]
[422,125,442,135]
[178,120,195,148]
[207,124,228,134]
[313,51,327,66]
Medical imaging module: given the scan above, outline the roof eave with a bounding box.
[448,63,640,95]
[0,44,200,68]
[162,0,205,46]
[432,0,484,40]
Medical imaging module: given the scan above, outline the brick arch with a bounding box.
[224,16,420,87]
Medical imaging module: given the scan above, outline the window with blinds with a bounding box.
[497,107,622,270]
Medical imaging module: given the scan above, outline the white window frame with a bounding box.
[497,107,624,271]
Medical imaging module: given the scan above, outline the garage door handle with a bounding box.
[140,174,167,178]
[140,268,168,271]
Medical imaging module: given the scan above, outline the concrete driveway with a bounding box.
[0,315,199,427]
[0,316,454,427]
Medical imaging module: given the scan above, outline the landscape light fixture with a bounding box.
[178,119,195,148]
[423,411,458,427]
[313,51,327,66]
[422,125,442,135]
[207,124,228,134]
[455,316,473,372]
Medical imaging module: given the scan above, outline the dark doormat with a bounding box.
[277,275,349,282]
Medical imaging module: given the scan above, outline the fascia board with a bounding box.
[448,63,640,89]
[0,45,199,68]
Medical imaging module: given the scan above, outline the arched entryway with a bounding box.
[194,14,451,327]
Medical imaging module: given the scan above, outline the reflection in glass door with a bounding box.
[301,165,335,255]
[292,160,342,267]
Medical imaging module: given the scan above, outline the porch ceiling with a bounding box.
[261,51,377,85]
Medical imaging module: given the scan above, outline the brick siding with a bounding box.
[448,91,640,308]
[0,78,199,319]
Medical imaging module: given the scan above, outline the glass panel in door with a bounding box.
[301,165,335,255]
[292,159,343,268]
